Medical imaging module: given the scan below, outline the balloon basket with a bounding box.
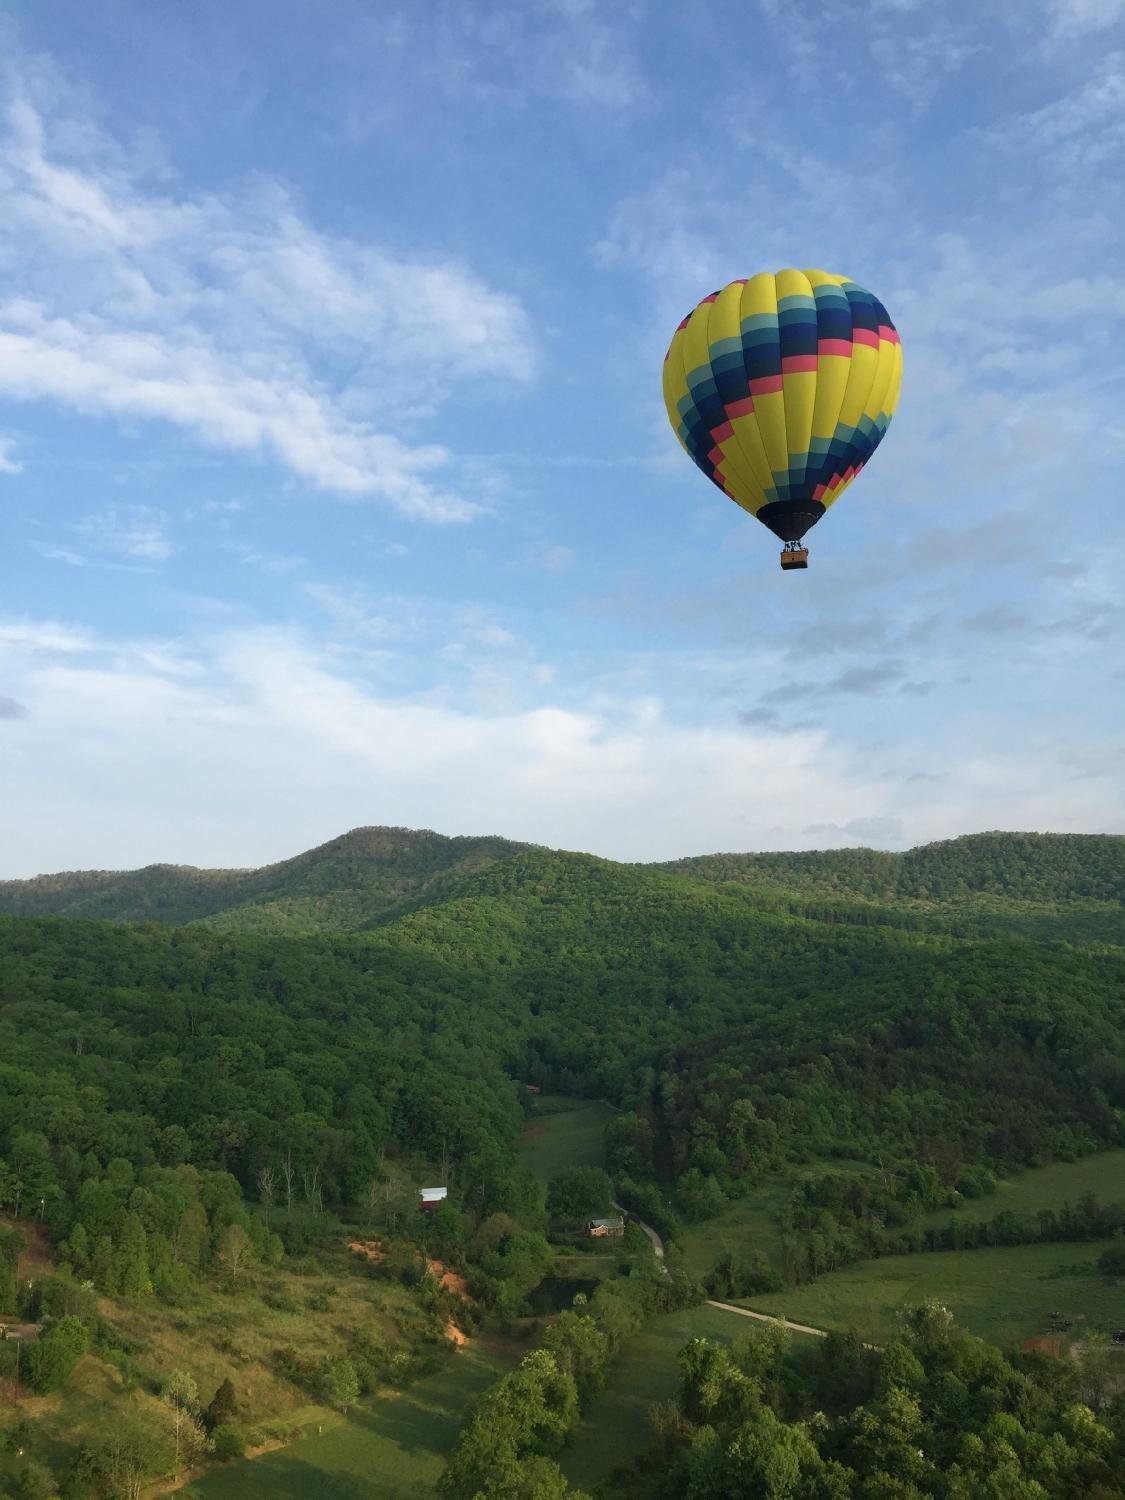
[779,546,809,571]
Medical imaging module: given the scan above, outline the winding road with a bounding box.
[614,1205,877,1346]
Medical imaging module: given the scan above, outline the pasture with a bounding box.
[676,1160,879,1281]
[745,1240,1124,1348]
[923,1149,1125,1235]
[185,1339,516,1500]
[518,1095,616,1183]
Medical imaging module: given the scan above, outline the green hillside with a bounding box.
[2,826,1124,1494]
[658,831,1125,901]
[3,827,1121,941]
[0,825,529,930]
[2,836,1122,1211]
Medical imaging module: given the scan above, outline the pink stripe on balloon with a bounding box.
[817,339,852,357]
[725,396,755,419]
[749,375,783,395]
[851,328,879,348]
[782,355,818,373]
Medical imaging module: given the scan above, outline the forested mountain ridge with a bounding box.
[658,830,1125,903]
[0,825,530,930]
[2,835,1122,1215]
[0,827,1121,939]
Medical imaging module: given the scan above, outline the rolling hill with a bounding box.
[1,826,1122,939]
[0,825,530,931]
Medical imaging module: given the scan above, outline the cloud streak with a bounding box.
[0,61,536,520]
[0,617,1121,876]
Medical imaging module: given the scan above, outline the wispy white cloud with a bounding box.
[335,0,647,139]
[1042,0,1125,34]
[77,503,172,561]
[0,618,94,654]
[0,55,536,521]
[752,0,975,104]
[0,433,22,473]
[980,51,1125,169]
[0,618,1119,875]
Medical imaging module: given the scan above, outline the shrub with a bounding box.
[210,1423,246,1461]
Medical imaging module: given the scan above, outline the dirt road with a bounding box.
[613,1201,666,1262]
[706,1298,828,1337]
[706,1299,880,1349]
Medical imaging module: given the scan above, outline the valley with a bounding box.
[0,826,1122,1495]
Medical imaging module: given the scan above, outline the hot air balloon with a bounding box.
[663,269,902,570]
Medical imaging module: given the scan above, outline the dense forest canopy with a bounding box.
[1,827,1122,1231]
[658,831,1125,903]
[4,827,1122,935]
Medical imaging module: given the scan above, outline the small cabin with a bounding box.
[586,1216,625,1238]
[524,1083,542,1095]
[419,1187,448,1214]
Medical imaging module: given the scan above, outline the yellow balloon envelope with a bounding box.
[663,269,902,569]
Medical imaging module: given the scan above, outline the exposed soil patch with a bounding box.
[1021,1336,1062,1358]
[348,1238,383,1264]
[428,1258,469,1298]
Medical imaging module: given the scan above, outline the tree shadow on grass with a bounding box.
[186,1348,507,1500]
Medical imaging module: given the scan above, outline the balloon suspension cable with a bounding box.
[779,541,809,572]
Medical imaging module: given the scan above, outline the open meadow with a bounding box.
[745,1239,1124,1348]
[518,1096,618,1183]
[676,1161,880,1281]
[922,1150,1125,1234]
[184,1338,517,1500]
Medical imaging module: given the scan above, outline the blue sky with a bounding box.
[1,0,1123,875]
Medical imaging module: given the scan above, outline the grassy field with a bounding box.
[678,1151,1125,1282]
[922,1150,1125,1235]
[676,1161,879,1282]
[745,1240,1123,1348]
[518,1095,616,1184]
[185,1338,517,1500]
[559,1302,756,1492]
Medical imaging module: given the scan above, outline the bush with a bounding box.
[26,1316,90,1394]
[210,1423,245,1461]
[262,1286,300,1314]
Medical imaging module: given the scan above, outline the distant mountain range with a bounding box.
[1,826,1122,940]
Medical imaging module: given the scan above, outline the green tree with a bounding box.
[546,1168,615,1230]
[211,1423,246,1461]
[26,1316,89,1394]
[204,1376,238,1432]
[321,1357,360,1412]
